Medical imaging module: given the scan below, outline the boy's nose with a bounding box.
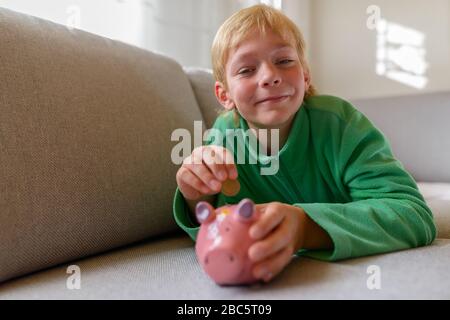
[259,65,281,87]
[262,78,280,87]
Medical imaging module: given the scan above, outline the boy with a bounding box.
[173,4,436,283]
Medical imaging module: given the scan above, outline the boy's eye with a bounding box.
[277,59,294,65]
[237,67,254,75]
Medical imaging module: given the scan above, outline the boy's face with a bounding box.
[215,28,310,131]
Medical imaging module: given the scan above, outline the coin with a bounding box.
[221,179,240,196]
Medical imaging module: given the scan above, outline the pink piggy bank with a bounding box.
[195,198,261,286]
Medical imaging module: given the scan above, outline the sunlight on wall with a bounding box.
[376,18,428,89]
[0,0,145,48]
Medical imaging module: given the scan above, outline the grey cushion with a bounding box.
[350,92,450,183]
[0,8,203,283]
[0,234,449,299]
[183,67,223,129]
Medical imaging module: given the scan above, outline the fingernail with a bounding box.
[209,180,220,190]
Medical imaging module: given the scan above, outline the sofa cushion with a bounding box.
[0,234,449,299]
[183,67,223,129]
[0,8,203,283]
[350,92,450,183]
[417,182,450,239]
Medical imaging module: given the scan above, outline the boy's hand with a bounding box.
[176,145,237,200]
[248,202,307,283]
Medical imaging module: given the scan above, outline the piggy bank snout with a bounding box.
[203,249,242,285]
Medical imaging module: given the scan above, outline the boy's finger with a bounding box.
[254,204,268,214]
[248,224,291,263]
[185,154,222,193]
[249,205,284,240]
[253,246,294,282]
[202,147,228,181]
[179,181,201,200]
[222,149,238,179]
[181,166,218,194]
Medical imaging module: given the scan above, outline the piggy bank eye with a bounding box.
[225,227,230,232]
[236,199,255,219]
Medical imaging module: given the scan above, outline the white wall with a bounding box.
[283,0,311,55]
[1,0,448,100]
[139,0,450,99]
[309,0,450,100]
[0,0,263,68]
[141,0,258,68]
[141,0,307,68]
[0,0,145,48]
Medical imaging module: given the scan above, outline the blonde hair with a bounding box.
[211,4,317,98]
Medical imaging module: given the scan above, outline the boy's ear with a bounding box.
[215,81,235,111]
[304,69,311,92]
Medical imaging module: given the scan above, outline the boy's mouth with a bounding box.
[256,95,290,105]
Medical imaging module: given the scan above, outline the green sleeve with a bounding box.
[295,110,437,261]
[173,187,199,242]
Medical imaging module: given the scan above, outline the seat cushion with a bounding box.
[0,234,449,299]
[0,8,203,283]
[417,182,450,239]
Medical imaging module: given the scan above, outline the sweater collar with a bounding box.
[238,101,310,168]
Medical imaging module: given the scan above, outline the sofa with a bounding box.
[0,8,449,300]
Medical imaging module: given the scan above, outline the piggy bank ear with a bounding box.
[195,202,216,224]
[236,198,255,221]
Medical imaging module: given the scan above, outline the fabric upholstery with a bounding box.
[1,8,449,299]
[0,234,449,299]
[183,67,223,129]
[350,92,450,183]
[0,8,202,283]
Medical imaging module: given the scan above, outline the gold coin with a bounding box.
[221,179,240,196]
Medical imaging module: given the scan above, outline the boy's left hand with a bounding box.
[248,202,306,283]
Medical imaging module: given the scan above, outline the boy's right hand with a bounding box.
[176,145,238,201]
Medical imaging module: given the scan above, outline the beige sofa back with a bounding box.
[0,9,204,283]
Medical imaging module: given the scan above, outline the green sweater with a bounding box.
[173,95,436,261]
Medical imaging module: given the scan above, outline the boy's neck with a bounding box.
[248,117,294,156]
